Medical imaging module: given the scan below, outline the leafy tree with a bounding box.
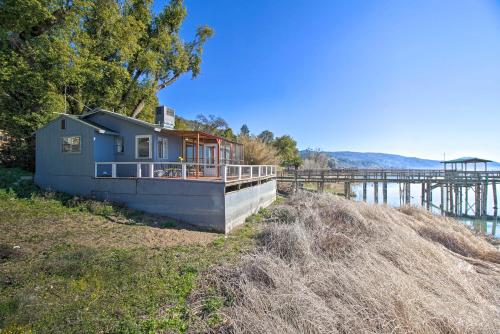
[273,135,301,166]
[193,114,229,135]
[257,130,274,143]
[0,0,212,168]
[239,136,279,165]
[303,148,329,169]
[239,124,250,137]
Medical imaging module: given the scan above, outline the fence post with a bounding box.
[149,163,154,178]
[221,165,227,182]
[181,163,187,179]
[238,166,242,180]
[258,166,261,178]
[250,166,253,179]
[137,164,142,178]
[111,163,116,178]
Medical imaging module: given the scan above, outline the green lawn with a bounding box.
[0,167,259,333]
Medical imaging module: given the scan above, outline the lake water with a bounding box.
[350,182,500,238]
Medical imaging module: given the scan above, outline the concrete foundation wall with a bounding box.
[35,175,276,233]
[224,180,277,233]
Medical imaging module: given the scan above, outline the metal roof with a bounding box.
[81,109,240,144]
[440,157,492,164]
[34,113,119,136]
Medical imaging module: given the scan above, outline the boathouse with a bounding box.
[34,107,276,233]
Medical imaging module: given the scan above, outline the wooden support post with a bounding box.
[475,183,481,217]
[464,173,468,215]
[440,185,444,215]
[374,182,379,203]
[363,182,367,201]
[148,163,154,178]
[136,163,142,178]
[321,171,325,193]
[445,184,449,213]
[221,165,227,182]
[426,182,431,210]
[405,183,411,204]
[383,174,388,204]
[195,133,200,178]
[421,183,425,206]
[344,182,350,199]
[181,164,187,179]
[482,181,488,217]
[294,168,298,193]
[493,181,498,217]
[449,184,454,215]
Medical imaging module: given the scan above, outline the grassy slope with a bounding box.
[0,167,259,333]
[208,192,500,333]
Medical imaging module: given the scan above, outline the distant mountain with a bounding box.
[300,150,500,170]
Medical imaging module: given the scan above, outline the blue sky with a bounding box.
[155,0,500,161]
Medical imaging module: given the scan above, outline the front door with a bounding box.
[204,144,218,176]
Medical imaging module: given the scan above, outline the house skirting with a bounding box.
[35,174,276,233]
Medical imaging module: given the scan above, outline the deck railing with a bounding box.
[94,162,276,183]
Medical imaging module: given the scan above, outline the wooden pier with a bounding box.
[277,167,500,219]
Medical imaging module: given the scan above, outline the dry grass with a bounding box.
[200,192,500,334]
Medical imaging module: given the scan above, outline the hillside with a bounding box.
[302,150,500,169]
[0,167,257,333]
[205,192,500,333]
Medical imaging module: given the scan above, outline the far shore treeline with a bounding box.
[0,0,302,170]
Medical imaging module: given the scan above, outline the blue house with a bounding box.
[35,107,276,233]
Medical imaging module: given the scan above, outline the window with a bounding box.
[158,137,168,159]
[62,136,81,153]
[61,119,66,129]
[115,136,124,153]
[135,135,152,159]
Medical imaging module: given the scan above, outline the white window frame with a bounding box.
[62,136,81,154]
[157,137,168,159]
[115,136,124,153]
[135,135,152,159]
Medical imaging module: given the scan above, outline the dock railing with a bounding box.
[94,162,276,183]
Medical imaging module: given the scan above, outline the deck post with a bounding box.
[136,164,142,178]
[111,163,116,178]
[250,166,253,179]
[374,182,379,203]
[94,163,98,178]
[181,163,187,179]
[362,182,367,201]
[238,166,242,180]
[221,165,227,182]
[148,163,154,178]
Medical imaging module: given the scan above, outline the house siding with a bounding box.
[35,115,96,190]
[85,112,182,162]
[34,112,277,233]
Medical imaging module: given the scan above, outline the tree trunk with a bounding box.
[130,74,180,118]
[131,98,147,118]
